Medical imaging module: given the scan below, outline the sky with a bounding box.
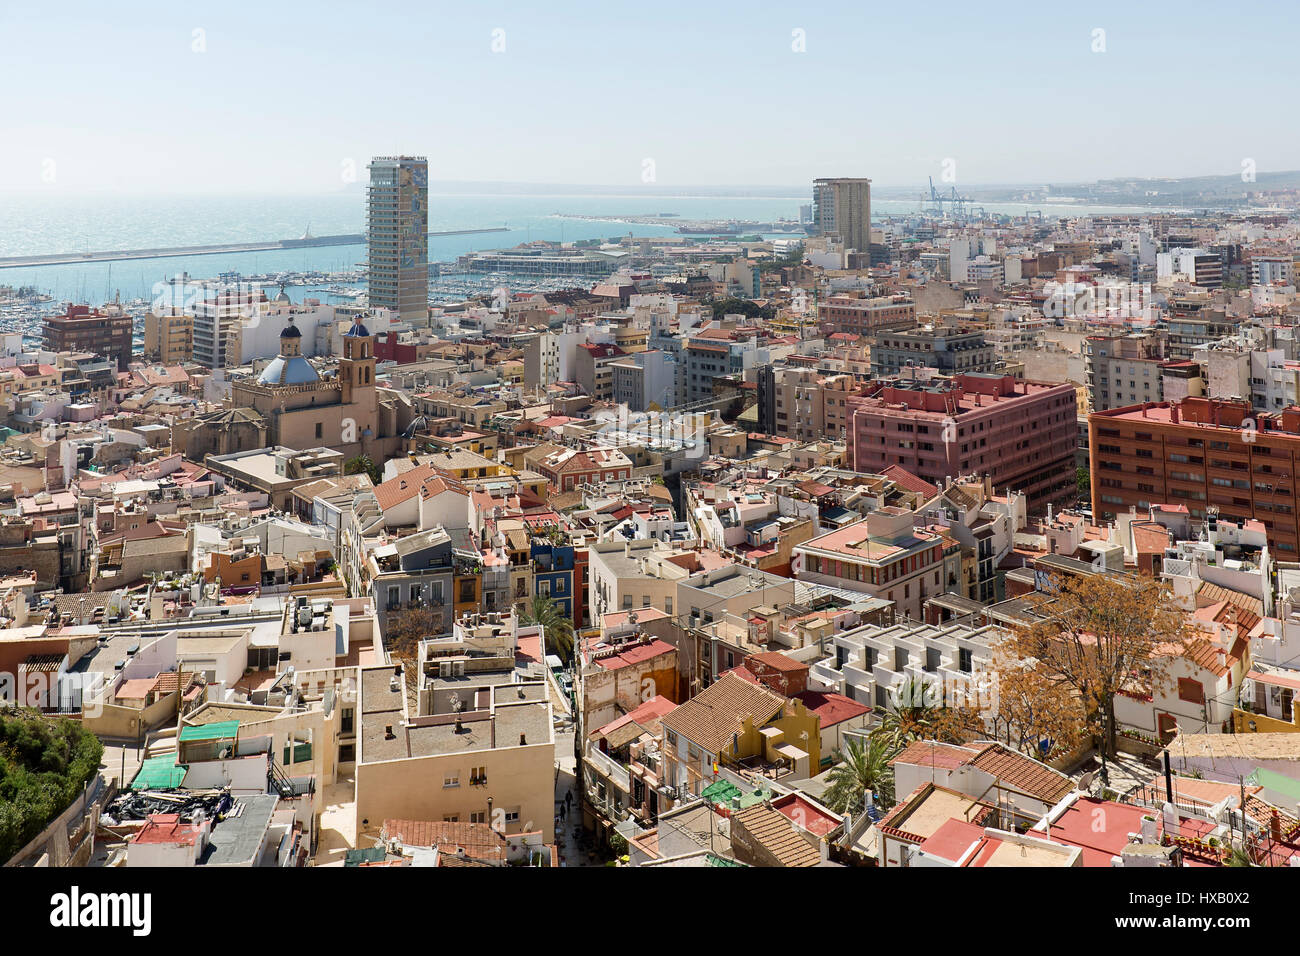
[1,0,1296,195]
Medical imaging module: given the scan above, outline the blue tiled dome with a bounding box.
[257,355,320,386]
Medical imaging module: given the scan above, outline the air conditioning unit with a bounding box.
[439,661,452,678]
[453,660,465,677]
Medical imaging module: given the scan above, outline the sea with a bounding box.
[0,186,1156,306]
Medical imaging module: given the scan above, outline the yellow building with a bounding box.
[660,671,821,800]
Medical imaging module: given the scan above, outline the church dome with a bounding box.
[281,322,303,339]
[343,315,371,337]
[257,355,319,386]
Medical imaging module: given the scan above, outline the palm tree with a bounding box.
[343,453,381,484]
[517,594,575,662]
[1225,845,1256,867]
[873,677,967,749]
[822,737,899,813]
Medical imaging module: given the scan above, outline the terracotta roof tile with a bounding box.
[966,743,1074,804]
[661,671,786,756]
[731,802,821,867]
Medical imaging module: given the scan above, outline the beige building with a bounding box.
[225,314,404,459]
[354,628,555,842]
[760,367,856,442]
[587,540,692,621]
[143,311,194,365]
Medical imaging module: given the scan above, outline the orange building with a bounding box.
[1089,397,1300,556]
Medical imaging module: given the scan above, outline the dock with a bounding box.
[0,227,509,270]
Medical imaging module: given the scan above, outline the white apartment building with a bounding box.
[809,618,1004,720]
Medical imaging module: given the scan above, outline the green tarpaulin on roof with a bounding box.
[1247,767,1300,802]
[132,754,188,790]
[702,780,742,804]
[345,847,387,867]
[701,779,772,809]
[179,720,240,742]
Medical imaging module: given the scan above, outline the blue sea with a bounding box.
[0,185,1153,304]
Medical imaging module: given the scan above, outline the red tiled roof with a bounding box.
[890,740,979,771]
[879,464,939,498]
[966,743,1074,804]
[591,639,675,671]
[794,690,870,727]
[748,651,806,673]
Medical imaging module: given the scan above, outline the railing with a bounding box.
[585,747,631,792]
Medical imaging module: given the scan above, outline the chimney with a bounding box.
[1271,810,1283,844]
[519,733,527,745]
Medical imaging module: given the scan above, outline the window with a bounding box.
[315,423,323,440]
[504,808,520,824]
[664,597,672,615]
[470,811,486,824]
[1178,678,1205,705]
[443,773,460,788]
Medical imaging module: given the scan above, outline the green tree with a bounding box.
[822,736,899,813]
[0,711,103,863]
[1076,466,1090,499]
[707,297,774,321]
[516,594,575,662]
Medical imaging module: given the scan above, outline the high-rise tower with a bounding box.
[812,177,872,253]
[367,156,429,323]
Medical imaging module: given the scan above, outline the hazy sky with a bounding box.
[1,0,1294,195]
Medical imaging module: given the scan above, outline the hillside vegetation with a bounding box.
[0,709,103,863]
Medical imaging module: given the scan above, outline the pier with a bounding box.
[0,227,509,270]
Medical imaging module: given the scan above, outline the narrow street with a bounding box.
[554,715,581,866]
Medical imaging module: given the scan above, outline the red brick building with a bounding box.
[43,304,133,372]
[1089,396,1300,556]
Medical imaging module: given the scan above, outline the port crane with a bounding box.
[921,177,977,221]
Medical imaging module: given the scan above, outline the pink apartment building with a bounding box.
[846,374,1077,509]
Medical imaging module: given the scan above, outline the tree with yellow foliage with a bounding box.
[999,572,1187,760]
